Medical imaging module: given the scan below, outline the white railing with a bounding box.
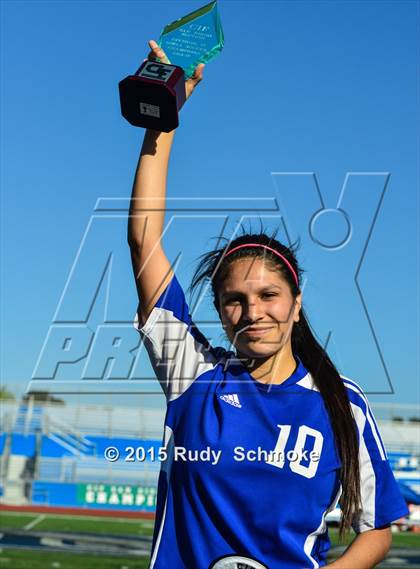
[1,401,418,445]
[36,456,160,485]
[1,401,165,440]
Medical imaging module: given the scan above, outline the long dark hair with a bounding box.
[188,226,360,541]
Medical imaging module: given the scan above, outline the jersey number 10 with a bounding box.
[266,424,324,479]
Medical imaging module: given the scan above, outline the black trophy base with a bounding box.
[119,61,186,132]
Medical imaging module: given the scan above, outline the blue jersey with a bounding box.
[135,274,408,569]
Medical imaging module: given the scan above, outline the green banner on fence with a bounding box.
[77,483,157,509]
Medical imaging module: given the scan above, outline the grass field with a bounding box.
[0,549,150,569]
[329,526,420,549]
[0,510,419,569]
[0,511,155,536]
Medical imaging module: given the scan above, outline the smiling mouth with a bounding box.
[243,327,274,337]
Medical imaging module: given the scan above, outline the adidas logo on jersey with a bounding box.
[219,393,242,408]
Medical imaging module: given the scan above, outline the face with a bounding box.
[216,258,301,359]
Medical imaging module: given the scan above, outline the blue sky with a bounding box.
[1,0,418,410]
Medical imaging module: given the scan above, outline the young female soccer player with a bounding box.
[128,41,409,569]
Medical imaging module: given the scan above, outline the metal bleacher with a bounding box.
[0,399,418,511]
[0,400,166,506]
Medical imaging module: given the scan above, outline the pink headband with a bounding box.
[224,243,299,287]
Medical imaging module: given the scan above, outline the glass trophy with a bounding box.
[119,0,224,132]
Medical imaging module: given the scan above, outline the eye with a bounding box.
[262,292,278,299]
[224,297,241,305]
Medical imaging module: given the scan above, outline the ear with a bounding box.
[293,293,302,322]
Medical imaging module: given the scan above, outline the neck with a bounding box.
[238,343,297,385]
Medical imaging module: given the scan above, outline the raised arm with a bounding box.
[128,127,175,326]
[127,41,204,326]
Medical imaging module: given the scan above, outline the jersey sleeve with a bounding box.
[342,377,410,533]
[133,273,222,403]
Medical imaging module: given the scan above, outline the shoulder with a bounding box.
[340,375,381,438]
[340,374,370,411]
[340,374,373,434]
[341,375,389,461]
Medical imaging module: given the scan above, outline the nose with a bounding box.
[242,298,264,323]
